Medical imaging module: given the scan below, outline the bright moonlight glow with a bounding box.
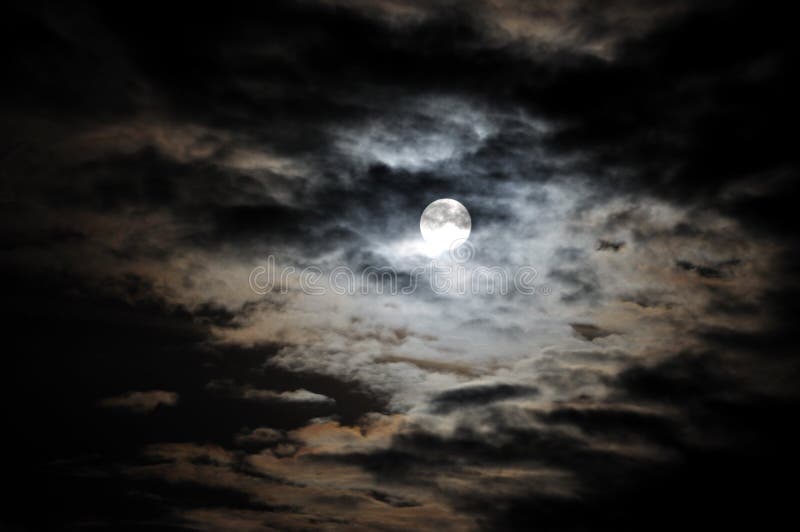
[420,199,471,254]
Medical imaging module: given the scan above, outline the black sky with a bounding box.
[3,1,800,530]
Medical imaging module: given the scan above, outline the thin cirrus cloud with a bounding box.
[241,388,336,403]
[206,379,335,404]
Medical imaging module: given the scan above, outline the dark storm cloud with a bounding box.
[8,0,789,261]
[2,0,527,253]
[344,403,666,496]
[5,0,796,201]
[3,0,530,155]
[534,404,679,446]
[313,346,800,530]
[3,0,800,530]
[0,267,386,528]
[530,4,798,186]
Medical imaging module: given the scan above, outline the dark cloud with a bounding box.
[675,259,741,279]
[596,239,625,252]
[99,389,179,413]
[0,267,385,528]
[3,0,799,529]
[431,383,539,413]
[569,323,615,341]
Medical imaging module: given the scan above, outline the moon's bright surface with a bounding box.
[420,199,471,254]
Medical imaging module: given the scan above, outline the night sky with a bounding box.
[3,1,800,530]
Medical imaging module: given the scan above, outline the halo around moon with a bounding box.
[420,198,471,253]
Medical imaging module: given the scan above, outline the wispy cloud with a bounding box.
[99,390,178,413]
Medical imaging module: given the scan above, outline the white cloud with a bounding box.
[241,388,335,404]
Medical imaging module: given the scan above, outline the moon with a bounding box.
[420,198,471,254]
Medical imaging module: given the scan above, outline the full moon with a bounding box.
[420,198,471,254]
